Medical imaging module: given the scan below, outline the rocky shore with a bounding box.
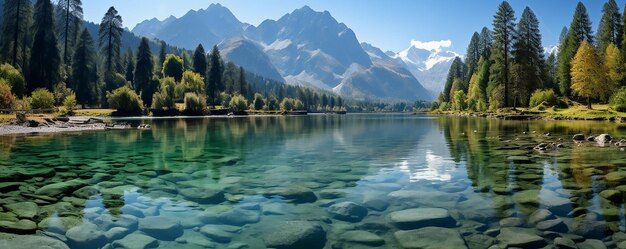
[0,116,131,135]
[435,112,626,122]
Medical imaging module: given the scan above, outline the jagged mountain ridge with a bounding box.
[132,4,433,101]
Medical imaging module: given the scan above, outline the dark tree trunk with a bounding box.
[12,0,21,66]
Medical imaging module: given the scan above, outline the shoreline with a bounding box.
[430,112,626,123]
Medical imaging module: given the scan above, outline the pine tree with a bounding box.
[157,41,166,76]
[71,28,96,107]
[56,0,82,65]
[442,57,464,102]
[124,48,134,84]
[597,0,622,58]
[134,37,155,106]
[545,52,558,91]
[0,0,32,68]
[239,66,247,97]
[559,27,568,45]
[27,0,60,92]
[558,2,593,97]
[99,6,122,79]
[511,7,544,108]
[604,43,623,89]
[206,45,222,105]
[478,27,492,59]
[467,57,490,111]
[192,44,207,75]
[488,1,516,107]
[571,41,606,109]
[465,32,481,89]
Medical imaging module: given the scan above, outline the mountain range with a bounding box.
[132,4,447,101]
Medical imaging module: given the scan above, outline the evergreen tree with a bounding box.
[27,0,60,92]
[181,50,191,70]
[511,7,544,108]
[597,0,622,58]
[604,43,624,89]
[478,27,492,59]
[465,32,481,89]
[571,41,607,109]
[442,57,464,102]
[545,52,558,91]
[157,41,166,76]
[71,28,96,107]
[134,37,155,106]
[558,2,593,97]
[99,6,122,79]
[467,57,490,111]
[559,27,568,45]
[124,48,134,84]
[206,45,222,105]
[223,62,237,94]
[0,0,32,68]
[192,44,207,75]
[239,66,247,97]
[56,0,82,65]
[488,1,516,107]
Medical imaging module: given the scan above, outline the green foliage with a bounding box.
[452,90,467,111]
[511,7,544,107]
[181,71,204,95]
[0,0,33,69]
[0,79,16,109]
[294,99,304,110]
[219,92,231,108]
[229,94,248,112]
[265,95,279,110]
[596,0,622,58]
[106,85,143,114]
[609,87,626,112]
[151,77,176,110]
[60,93,76,115]
[162,54,184,82]
[280,98,296,111]
[442,57,464,102]
[56,0,83,64]
[183,92,206,115]
[52,83,74,106]
[0,64,26,98]
[105,73,127,93]
[438,101,449,111]
[529,89,559,108]
[253,93,265,110]
[30,88,54,109]
[206,46,223,105]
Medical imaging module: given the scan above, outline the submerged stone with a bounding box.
[179,187,225,204]
[267,186,318,203]
[112,233,159,249]
[496,227,546,248]
[327,202,368,222]
[199,225,237,243]
[394,227,467,249]
[218,208,260,226]
[66,222,106,249]
[5,202,38,219]
[388,208,456,230]
[0,219,37,234]
[0,234,69,249]
[262,221,326,249]
[34,179,87,198]
[138,216,183,240]
[340,230,384,246]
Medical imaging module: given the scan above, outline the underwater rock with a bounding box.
[394,227,467,249]
[327,202,368,222]
[262,221,326,249]
[389,208,456,230]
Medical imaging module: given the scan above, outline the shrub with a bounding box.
[265,95,279,110]
[253,93,265,110]
[229,95,248,112]
[151,77,176,110]
[0,79,15,109]
[106,86,144,114]
[294,99,304,110]
[184,93,206,115]
[529,89,559,108]
[280,98,295,111]
[61,94,77,115]
[105,73,128,92]
[31,88,55,109]
[610,87,626,112]
[0,64,26,98]
[182,71,204,94]
[219,92,231,108]
[14,97,30,110]
[162,54,184,81]
[53,83,74,106]
[438,101,449,111]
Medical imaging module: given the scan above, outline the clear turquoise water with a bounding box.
[1,114,626,248]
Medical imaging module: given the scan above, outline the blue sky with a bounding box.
[82,0,623,54]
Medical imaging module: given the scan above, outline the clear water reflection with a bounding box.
[1,114,626,248]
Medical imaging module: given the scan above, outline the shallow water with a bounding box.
[1,114,626,248]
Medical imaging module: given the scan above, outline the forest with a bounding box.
[438,0,626,113]
[0,0,420,116]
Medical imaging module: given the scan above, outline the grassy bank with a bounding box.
[433,103,626,120]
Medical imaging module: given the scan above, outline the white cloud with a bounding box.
[410,40,452,52]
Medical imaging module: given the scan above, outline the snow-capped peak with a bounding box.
[394,40,459,71]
